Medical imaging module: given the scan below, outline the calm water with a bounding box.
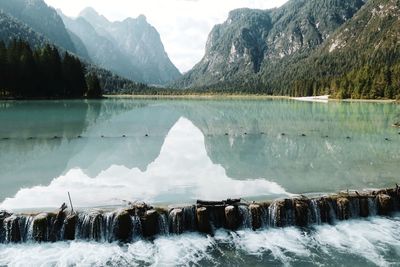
[1,99,400,266]
[0,99,399,210]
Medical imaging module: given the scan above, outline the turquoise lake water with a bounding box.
[0,99,399,210]
[1,99,400,266]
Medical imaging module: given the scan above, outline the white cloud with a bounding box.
[44,0,288,72]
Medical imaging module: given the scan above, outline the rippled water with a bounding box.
[1,216,400,266]
[0,99,399,210]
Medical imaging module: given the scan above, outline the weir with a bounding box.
[0,186,399,244]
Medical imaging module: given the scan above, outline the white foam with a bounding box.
[0,117,290,210]
[1,217,400,266]
[0,233,213,267]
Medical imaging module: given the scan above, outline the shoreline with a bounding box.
[0,94,397,103]
[104,94,399,103]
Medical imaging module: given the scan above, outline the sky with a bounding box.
[44,0,288,73]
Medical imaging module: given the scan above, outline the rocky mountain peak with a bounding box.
[175,0,367,89]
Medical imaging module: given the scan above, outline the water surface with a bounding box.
[0,99,399,210]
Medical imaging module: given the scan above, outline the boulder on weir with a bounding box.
[169,208,184,234]
[33,213,52,242]
[225,205,240,230]
[141,209,159,237]
[294,199,309,227]
[336,197,350,220]
[196,207,211,234]
[114,210,133,242]
[4,215,21,242]
[63,214,77,240]
[249,204,262,230]
[377,194,392,215]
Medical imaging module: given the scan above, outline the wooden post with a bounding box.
[68,192,74,214]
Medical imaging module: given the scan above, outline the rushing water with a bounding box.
[0,99,399,266]
[1,215,400,267]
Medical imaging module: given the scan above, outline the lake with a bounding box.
[0,98,399,266]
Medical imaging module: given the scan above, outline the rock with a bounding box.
[336,197,350,220]
[50,206,67,241]
[33,213,51,242]
[141,209,159,237]
[169,209,183,234]
[196,207,211,234]
[359,197,369,217]
[225,205,240,230]
[270,200,286,227]
[63,214,77,240]
[4,215,21,242]
[294,199,309,227]
[249,204,262,230]
[0,211,12,242]
[114,210,133,242]
[377,194,392,215]
[317,198,331,223]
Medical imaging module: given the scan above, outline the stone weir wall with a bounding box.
[1,186,399,243]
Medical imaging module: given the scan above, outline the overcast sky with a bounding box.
[44,0,288,73]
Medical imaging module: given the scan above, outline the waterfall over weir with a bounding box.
[1,187,399,244]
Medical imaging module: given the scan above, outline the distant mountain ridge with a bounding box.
[176,0,400,99]
[62,7,182,85]
[0,0,76,53]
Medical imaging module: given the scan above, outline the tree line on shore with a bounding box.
[0,40,102,99]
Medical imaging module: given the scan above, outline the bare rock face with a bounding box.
[62,7,182,85]
[175,0,366,89]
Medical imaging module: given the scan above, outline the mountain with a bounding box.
[59,13,141,81]
[63,7,181,85]
[0,11,48,48]
[176,0,400,99]
[0,0,76,53]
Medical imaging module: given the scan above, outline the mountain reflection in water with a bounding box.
[0,99,399,210]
